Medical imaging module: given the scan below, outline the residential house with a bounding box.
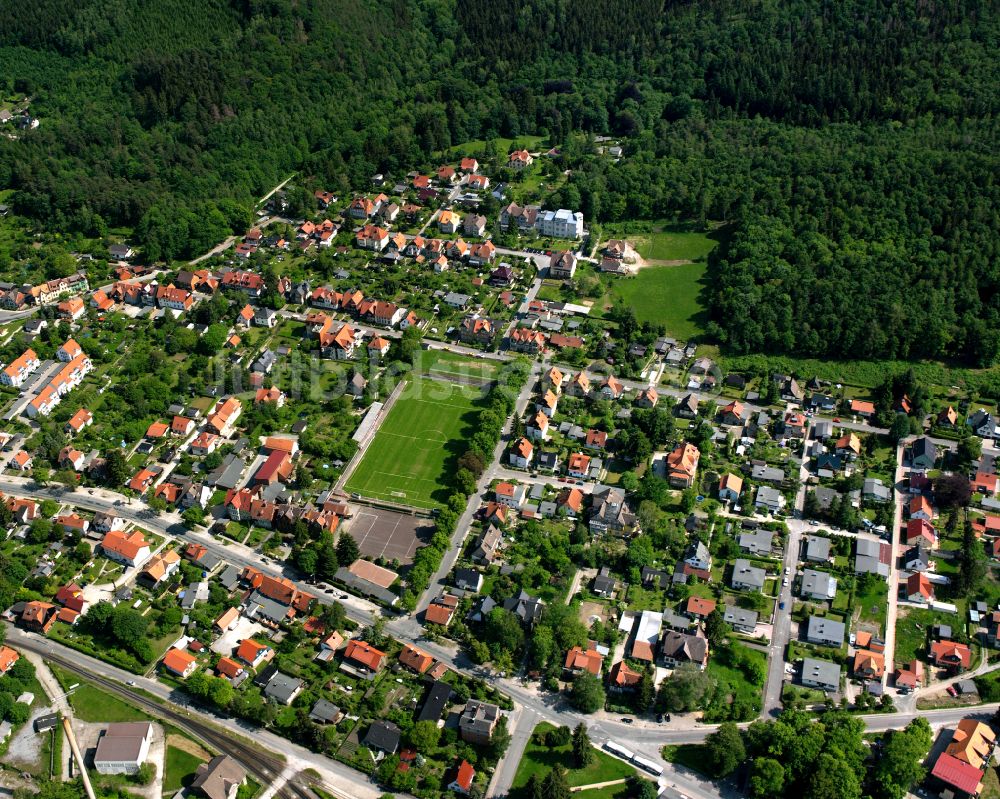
[806,616,845,647]
[722,606,758,634]
[665,442,700,488]
[472,526,502,564]
[508,150,533,170]
[894,660,924,693]
[852,648,885,680]
[191,756,247,799]
[906,572,934,602]
[731,559,766,592]
[363,720,401,755]
[341,639,386,680]
[549,251,577,279]
[684,597,717,620]
[660,630,709,669]
[862,478,891,503]
[589,487,636,536]
[564,643,603,677]
[930,640,972,673]
[801,658,841,693]
[800,569,838,601]
[449,760,476,795]
[738,530,773,557]
[100,530,151,568]
[509,438,534,469]
[459,700,499,745]
[683,541,712,572]
[264,672,304,705]
[635,388,658,408]
[608,661,643,693]
[910,437,938,470]
[804,536,832,563]
[162,648,198,678]
[754,486,786,514]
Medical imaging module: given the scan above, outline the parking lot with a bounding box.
[345,507,433,566]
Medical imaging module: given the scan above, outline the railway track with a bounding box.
[16,638,317,799]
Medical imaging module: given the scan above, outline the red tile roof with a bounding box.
[344,639,386,671]
[931,752,983,796]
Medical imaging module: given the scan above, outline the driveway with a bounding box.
[211,616,266,656]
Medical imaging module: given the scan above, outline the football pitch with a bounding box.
[344,377,483,509]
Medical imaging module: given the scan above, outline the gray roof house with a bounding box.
[417,680,454,723]
[454,568,484,592]
[739,530,773,556]
[263,672,303,705]
[502,590,544,625]
[751,464,785,484]
[806,616,845,647]
[723,605,759,634]
[801,657,841,693]
[800,569,838,601]
[592,567,618,598]
[683,541,712,571]
[862,478,891,503]
[731,559,766,592]
[363,720,401,754]
[910,437,937,470]
[755,485,786,513]
[855,538,890,578]
[218,564,240,590]
[308,700,342,724]
[812,486,842,511]
[903,545,930,572]
[804,536,832,562]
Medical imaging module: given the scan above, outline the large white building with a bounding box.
[93,722,153,775]
[537,208,584,239]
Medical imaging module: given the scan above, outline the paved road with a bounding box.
[761,414,810,715]
[882,439,908,686]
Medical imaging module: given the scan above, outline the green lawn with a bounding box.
[163,746,206,792]
[894,606,963,664]
[344,377,483,508]
[661,743,711,776]
[50,665,149,723]
[511,723,636,792]
[446,135,547,157]
[612,262,709,339]
[634,229,719,262]
[417,349,499,383]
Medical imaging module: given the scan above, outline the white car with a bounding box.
[782,577,789,586]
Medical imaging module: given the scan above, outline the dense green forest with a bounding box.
[0,0,998,361]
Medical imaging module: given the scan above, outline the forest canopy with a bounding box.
[0,0,997,361]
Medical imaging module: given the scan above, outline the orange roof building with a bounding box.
[100,529,151,567]
[216,657,244,680]
[666,442,700,488]
[946,719,997,769]
[236,639,273,668]
[399,644,435,674]
[564,644,602,676]
[0,645,19,675]
[145,421,169,438]
[163,648,198,678]
[609,660,642,690]
[343,639,386,675]
[685,597,717,618]
[853,649,885,679]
